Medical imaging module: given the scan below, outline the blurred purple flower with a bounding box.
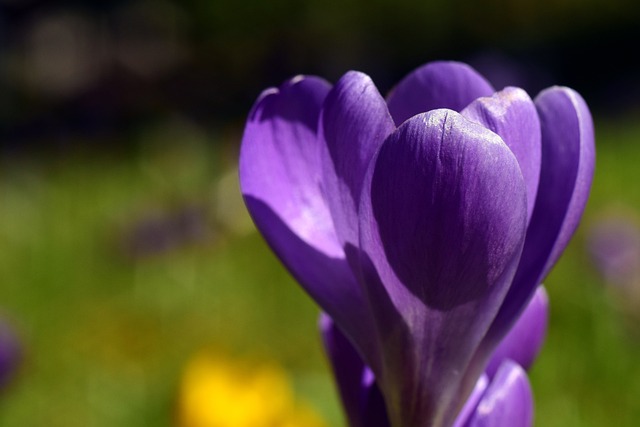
[587,216,640,287]
[0,318,20,390]
[239,61,594,427]
[121,204,213,258]
[321,285,548,427]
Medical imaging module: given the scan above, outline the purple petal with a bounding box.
[320,314,390,427]
[531,87,596,280]
[462,87,541,222]
[479,86,595,357]
[386,61,495,126]
[240,76,336,256]
[358,109,527,427]
[319,313,368,427]
[465,361,534,427]
[486,286,548,378]
[453,374,490,427]
[239,76,376,363]
[320,71,396,250]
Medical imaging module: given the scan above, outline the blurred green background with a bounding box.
[1,0,640,425]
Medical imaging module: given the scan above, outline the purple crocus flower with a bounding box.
[239,61,594,427]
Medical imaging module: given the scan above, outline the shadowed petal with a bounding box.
[465,361,534,427]
[361,370,391,427]
[486,286,548,378]
[240,76,375,363]
[387,61,495,126]
[320,71,395,250]
[358,109,527,427]
[320,314,390,427]
[462,87,541,222]
[320,313,368,427]
[478,86,595,359]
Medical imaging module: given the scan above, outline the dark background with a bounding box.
[0,0,639,149]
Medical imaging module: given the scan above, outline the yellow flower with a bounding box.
[178,353,327,427]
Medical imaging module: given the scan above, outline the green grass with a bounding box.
[1,114,640,426]
[0,134,341,426]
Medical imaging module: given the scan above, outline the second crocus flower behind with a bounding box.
[240,61,594,427]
